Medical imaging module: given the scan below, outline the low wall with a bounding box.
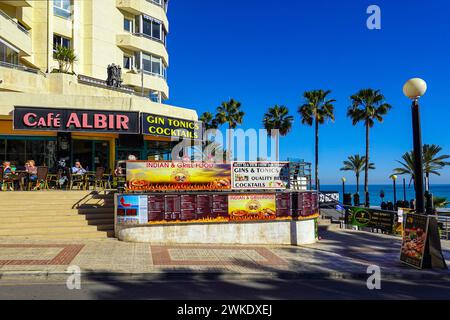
[117,218,317,245]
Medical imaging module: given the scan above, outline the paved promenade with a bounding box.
[0,229,449,280]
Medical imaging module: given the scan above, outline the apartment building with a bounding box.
[0,0,199,171]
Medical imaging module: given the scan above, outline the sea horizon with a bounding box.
[319,184,450,208]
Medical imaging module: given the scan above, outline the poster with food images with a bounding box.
[228,194,277,221]
[400,213,429,269]
[126,161,231,191]
[231,162,290,190]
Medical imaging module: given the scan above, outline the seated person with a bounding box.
[72,161,87,175]
[2,161,15,177]
[25,160,38,183]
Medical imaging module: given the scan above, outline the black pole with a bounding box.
[342,180,345,197]
[411,99,425,214]
[403,178,407,202]
[393,178,397,205]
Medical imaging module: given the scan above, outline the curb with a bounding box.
[1,270,449,282]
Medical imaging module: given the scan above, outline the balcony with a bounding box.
[123,70,169,99]
[116,33,169,66]
[0,9,31,55]
[0,0,31,7]
[116,0,169,31]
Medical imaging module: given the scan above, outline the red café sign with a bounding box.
[13,107,139,134]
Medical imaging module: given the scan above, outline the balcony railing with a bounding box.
[0,9,30,35]
[146,0,169,12]
[133,32,166,46]
[0,61,45,76]
[77,74,136,94]
[139,69,167,80]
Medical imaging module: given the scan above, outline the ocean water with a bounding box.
[320,184,450,208]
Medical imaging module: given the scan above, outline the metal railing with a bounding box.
[438,215,450,240]
[133,32,166,46]
[77,74,135,94]
[0,61,46,77]
[146,0,169,12]
[0,9,30,35]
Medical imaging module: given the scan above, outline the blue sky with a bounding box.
[166,0,450,185]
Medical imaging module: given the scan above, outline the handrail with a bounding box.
[139,69,167,80]
[0,9,30,35]
[133,32,166,46]
[77,74,135,94]
[0,61,46,77]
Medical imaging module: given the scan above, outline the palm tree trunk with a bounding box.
[356,173,360,194]
[364,122,370,207]
[275,132,279,161]
[315,117,319,191]
[227,125,232,163]
[425,172,430,191]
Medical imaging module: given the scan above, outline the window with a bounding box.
[54,0,72,19]
[0,41,19,65]
[124,18,133,33]
[149,91,161,103]
[0,138,56,168]
[53,34,71,51]
[141,52,166,78]
[123,55,134,70]
[141,15,165,43]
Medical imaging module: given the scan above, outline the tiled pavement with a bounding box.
[0,230,449,279]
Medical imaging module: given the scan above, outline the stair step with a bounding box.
[0,230,113,240]
[0,224,113,236]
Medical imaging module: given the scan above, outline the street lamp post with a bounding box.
[401,78,447,270]
[391,175,397,207]
[403,178,407,202]
[341,177,346,197]
[403,78,427,215]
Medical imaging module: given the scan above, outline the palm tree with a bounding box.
[348,89,392,207]
[54,45,77,73]
[263,105,294,161]
[393,144,450,188]
[423,144,450,190]
[298,90,336,190]
[340,154,375,194]
[215,99,245,162]
[199,112,218,131]
[433,197,450,208]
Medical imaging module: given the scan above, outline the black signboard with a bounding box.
[141,113,203,140]
[14,106,139,134]
[346,207,395,232]
[400,213,429,269]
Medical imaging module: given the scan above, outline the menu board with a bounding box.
[180,195,196,221]
[400,213,429,269]
[212,195,229,218]
[196,195,212,219]
[276,193,291,217]
[148,195,165,222]
[165,195,181,221]
[232,162,290,190]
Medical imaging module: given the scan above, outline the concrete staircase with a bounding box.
[0,191,115,239]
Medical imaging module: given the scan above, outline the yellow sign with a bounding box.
[126,161,231,191]
[228,194,277,221]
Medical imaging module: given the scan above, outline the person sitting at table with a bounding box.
[25,160,38,182]
[72,161,87,175]
[2,161,15,177]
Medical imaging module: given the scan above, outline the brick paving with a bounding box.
[0,230,449,278]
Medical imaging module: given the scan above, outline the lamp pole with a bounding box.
[403,78,427,215]
[403,178,407,202]
[392,175,397,206]
[342,177,346,197]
